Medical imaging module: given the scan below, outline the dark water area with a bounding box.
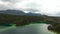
[0,23,56,34]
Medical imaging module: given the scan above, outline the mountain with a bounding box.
[0,10,41,16]
[26,12,41,16]
[0,10,25,15]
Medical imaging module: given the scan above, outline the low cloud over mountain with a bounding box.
[0,10,41,16]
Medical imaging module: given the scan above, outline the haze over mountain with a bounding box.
[0,10,41,16]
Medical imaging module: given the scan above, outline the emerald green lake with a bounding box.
[0,23,56,34]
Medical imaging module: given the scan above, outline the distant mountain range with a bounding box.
[0,10,41,16]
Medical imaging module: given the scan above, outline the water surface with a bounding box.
[0,23,56,34]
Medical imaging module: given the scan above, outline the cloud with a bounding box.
[0,0,60,16]
[0,0,41,13]
[0,0,26,10]
[1,0,23,3]
[0,0,41,10]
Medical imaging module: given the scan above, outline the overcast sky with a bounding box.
[0,0,60,16]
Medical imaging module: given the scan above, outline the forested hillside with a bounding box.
[0,13,60,26]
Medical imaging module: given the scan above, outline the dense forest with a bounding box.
[0,13,60,26]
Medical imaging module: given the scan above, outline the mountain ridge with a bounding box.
[0,10,41,16]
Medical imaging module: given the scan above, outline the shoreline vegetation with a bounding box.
[0,13,60,26]
[0,13,60,34]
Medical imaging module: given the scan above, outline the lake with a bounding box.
[0,23,56,34]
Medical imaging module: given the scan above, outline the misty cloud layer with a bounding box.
[0,0,25,10]
[0,0,60,16]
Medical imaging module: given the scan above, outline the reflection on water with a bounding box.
[0,23,55,34]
